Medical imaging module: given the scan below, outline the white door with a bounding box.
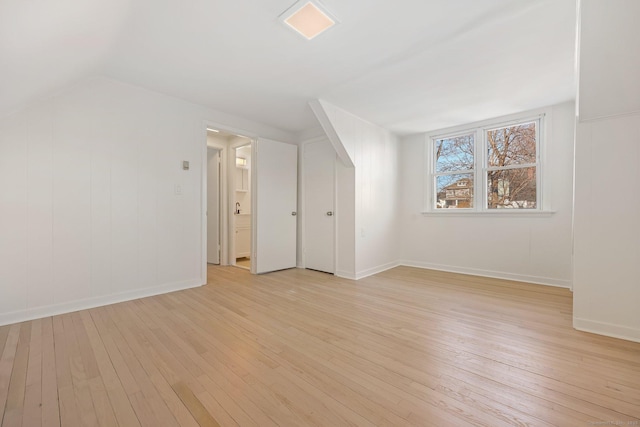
[304,139,335,273]
[253,139,297,274]
[207,147,220,264]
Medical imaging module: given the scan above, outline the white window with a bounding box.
[427,114,543,212]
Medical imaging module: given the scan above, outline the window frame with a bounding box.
[431,130,478,210]
[424,110,549,214]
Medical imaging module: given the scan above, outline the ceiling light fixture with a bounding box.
[207,128,219,132]
[280,0,337,40]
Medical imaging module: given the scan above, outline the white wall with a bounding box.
[0,76,291,325]
[577,0,640,121]
[312,100,401,279]
[353,123,400,278]
[573,115,640,341]
[573,0,640,342]
[335,160,356,278]
[398,102,576,287]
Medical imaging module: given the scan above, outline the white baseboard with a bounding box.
[574,317,640,343]
[335,270,357,280]
[398,260,572,289]
[355,261,402,280]
[0,279,204,327]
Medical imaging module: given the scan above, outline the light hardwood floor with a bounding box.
[1,266,639,426]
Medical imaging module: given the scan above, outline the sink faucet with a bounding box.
[235,202,240,214]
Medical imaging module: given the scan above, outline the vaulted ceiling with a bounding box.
[1,0,576,135]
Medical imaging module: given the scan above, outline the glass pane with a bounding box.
[435,134,474,173]
[487,122,536,167]
[487,167,536,209]
[436,174,474,209]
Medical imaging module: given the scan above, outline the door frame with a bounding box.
[201,121,258,282]
[300,135,338,272]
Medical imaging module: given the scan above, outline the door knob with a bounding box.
[291,211,297,216]
[326,211,333,216]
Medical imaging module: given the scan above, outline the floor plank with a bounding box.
[2,323,30,427]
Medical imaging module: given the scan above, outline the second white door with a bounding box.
[253,138,298,274]
[304,138,335,274]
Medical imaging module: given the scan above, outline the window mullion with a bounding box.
[476,128,483,212]
[433,169,474,177]
[478,129,489,212]
[486,162,538,172]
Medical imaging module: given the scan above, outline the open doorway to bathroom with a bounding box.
[205,127,253,271]
[233,143,252,270]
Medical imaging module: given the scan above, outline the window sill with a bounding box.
[421,210,556,218]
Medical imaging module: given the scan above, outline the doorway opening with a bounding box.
[205,127,253,272]
[232,143,252,270]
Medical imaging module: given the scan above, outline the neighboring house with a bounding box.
[438,179,473,208]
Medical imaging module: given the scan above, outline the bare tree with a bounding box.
[486,123,536,209]
[435,134,474,173]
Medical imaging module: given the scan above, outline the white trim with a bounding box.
[335,270,357,280]
[332,259,571,288]
[0,280,203,327]
[485,163,537,172]
[399,260,572,288]
[573,317,640,344]
[355,261,402,280]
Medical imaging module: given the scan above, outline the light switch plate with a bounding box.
[175,184,183,195]
[182,161,190,170]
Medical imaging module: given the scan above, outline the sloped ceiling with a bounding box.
[1,0,576,135]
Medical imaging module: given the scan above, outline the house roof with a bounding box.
[0,0,576,136]
[443,179,473,191]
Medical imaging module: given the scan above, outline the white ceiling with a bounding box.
[1,0,576,136]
